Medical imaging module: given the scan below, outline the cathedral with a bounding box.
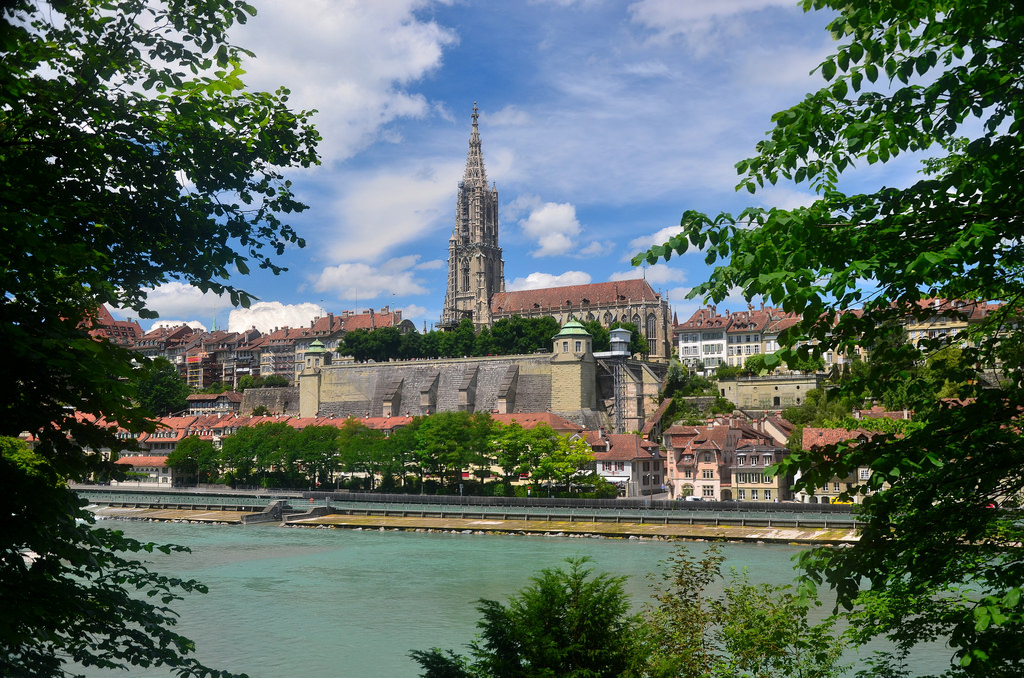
[439,104,674,361]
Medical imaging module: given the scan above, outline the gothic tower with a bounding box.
[441,103,504,330]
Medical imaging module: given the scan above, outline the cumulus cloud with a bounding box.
[139,282,233,325]
[233,1,458,164]
[399,304,430,322]
[228,301,326,333]
[507,270,592,291]
[628,225,686,253]
[516,200,605,258]
[519,201,581,257]
[314,255,433,301]
[609,263,686,286]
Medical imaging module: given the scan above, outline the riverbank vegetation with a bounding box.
[636,0,1024,674]
[412,545,845,678]
[166,412,616,498]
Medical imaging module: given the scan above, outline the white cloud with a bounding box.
[399,304,430,321]
[609,263,686,286]
[754,185,819,211]
[629,0,800,45]
[228,301,327,333]
[234,0,458,164]
[314,255,432,301]
[140,282,233,324]
[489,105,533,127]
[507,270,592,291]
[517,201,604,258]
[628,225,685,253]
[519,202,580,257]
[325,162,459,262]
[416,258,447,270]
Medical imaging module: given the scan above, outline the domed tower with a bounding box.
[440,103,504,330]
[550,319,597,413]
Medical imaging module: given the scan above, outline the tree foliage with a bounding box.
[165,435,219,485]
[411,558,645,678]
[131,356,191,416]
[412,548,845,678]
[636,0,1024,673]
[0,0,317,672]
[644,545,845,678]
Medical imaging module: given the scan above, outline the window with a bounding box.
[653,474,660,485]
[616,462,624,472]
[703,452,711,462]
[702,486,715,497]
[763,455,772,465]
[833,482,840,492]
[562,341,569,352]
[702,469,714,479]
[643,461,650,471]
[751,455,759,465]
[575,340,582,352]
[859,468,870,480]
[764,489,772,500]
[737,456,744,466]
[751,489,758,500]
[737,489,746,500]
[684,470,692,479]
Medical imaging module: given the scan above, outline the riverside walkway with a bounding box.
[79,486,860,544]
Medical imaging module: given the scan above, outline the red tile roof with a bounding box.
[490,412,584,434]
[491,279,661,315]
[801,427,872,450]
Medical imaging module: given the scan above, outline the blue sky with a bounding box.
[122,0,921,333]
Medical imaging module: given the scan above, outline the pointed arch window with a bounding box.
[646,313,658,341]
[461,261,470,291]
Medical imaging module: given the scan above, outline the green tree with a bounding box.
[166,435,219,486]
[411,558,645,678]
[582,319,611,352]
[644,545,845,678]
[1,0,316,673]
[636,0,1024,672]
[413,412,493,490]
[0,438,232,676]
[337,419,390,491]
[531,434,594,495]
[131,356,191,416]
[294,425,341,489]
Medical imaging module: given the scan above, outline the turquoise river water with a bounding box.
[75,519,950,677]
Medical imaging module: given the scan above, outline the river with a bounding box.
[76,519,949,677]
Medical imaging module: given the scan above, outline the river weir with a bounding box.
[79,487,861,544]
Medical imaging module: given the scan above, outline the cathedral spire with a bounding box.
[441,102,504,331]
[463,101,488,187]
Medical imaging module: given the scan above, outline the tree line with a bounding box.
[339,317,649,363]
[165,411,614,498]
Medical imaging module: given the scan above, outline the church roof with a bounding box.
[490,278,661,315]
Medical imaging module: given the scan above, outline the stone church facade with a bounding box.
[439,104,673,361]
[440,103,505,331]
